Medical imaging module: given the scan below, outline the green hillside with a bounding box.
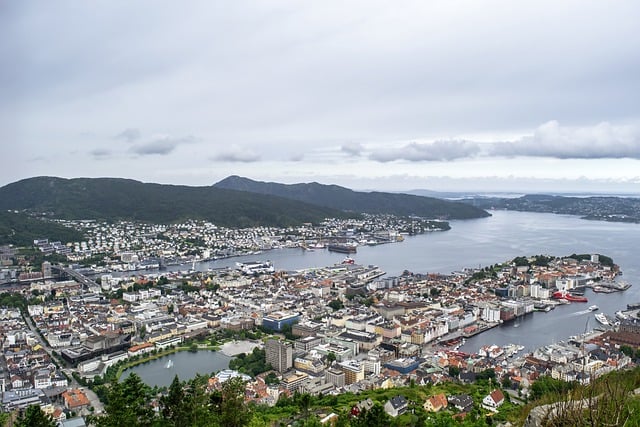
[0,177,356,227]
[214,176,490,219]
[0,210,84,246]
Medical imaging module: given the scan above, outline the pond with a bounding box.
[123,350,231,388]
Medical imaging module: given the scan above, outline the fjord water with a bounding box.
[212,210,640,352]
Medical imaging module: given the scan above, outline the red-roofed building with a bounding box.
[62,389,90,411]
[424,393,448,412]
[482,389,505,410]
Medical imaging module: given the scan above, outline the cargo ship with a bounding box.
[327,243,357,253]
[552,290,588,302]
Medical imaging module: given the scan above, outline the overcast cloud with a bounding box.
[2,1,639,193]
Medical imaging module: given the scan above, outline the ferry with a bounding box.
[552,290,588,302]
[588,305,599,311]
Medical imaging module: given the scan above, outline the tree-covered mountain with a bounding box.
[462,194,640,223]
[214,176,490,219]
[0,211,84,246]
[0,177,355,227]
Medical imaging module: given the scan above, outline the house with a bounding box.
[384,395,408,417]
[448,394,474,413]
[482,389,505,410]
[424,393,448,412]
[350,397,374,417]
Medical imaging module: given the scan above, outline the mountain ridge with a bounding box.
[214,175,490,219]
[0,176,354,227]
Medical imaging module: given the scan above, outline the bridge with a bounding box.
[51,265,100,290]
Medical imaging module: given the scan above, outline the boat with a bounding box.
[552,290,588,302]
[165,359,174,369]
[588,305,599,311]
[595,313,609,326]
[616,310,630,321]
[235,261,275,275]
[341,257,355,264]
[327,243,357,253]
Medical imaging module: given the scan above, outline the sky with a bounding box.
[2,1,640,194]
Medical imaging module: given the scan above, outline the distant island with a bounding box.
[461,194,640,223]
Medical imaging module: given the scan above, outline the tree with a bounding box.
[328,299,343,311]
[448,366,460,378]
[218,376,251,427]
[15,405,56,427]
[326,351,336,365]
[95,373,155,427]
[161,375,186,426]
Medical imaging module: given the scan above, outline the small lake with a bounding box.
[123,350,231,388]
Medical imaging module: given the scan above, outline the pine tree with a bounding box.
[15,405,56,427]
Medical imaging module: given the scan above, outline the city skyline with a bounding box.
[3,1,640,193]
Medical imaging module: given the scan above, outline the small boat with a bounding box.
[595,313,609,326]
[165,359,174,369]
[341,257,355,264]
[588,305,599,311]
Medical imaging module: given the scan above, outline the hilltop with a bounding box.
[214,175,490,220]
[0,177,354,227]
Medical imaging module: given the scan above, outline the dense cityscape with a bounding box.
[1,215,639,426]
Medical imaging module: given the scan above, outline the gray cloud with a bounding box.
[370,140,481,162]
[90,148,111,159]
[492,121,640,159]
[130,135,195,156]
[289,153,305,162]
[341,142,364,157]
[115,128,141,143]
[210,145,260,163]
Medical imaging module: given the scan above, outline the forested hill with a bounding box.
[214,176,490,220]
[0,211,84,246]
[0,177,355,227]
[461,194,640,223]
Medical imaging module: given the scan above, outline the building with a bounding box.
[482,389,505,410]
[294,336,322,353]
[424,393,448,412]
[265,339,293,373]
[384,358,420,374]
[325,368,345,388]
[338,359,364,385]
[292,320,322,337]
[281,371,308,393]
[384,395,408,418]
[262,312,301,332]
[62,389,90,411]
